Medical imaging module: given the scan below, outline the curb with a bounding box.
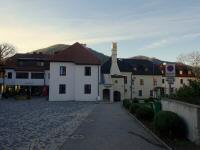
[122,105,173,150]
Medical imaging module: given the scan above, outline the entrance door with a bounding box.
[113,91,121,102]
[103,89,110,101]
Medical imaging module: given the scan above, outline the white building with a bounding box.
[49,42,101,101]
[0,53,50,96]
[0,42,195,101]
[100,43,195,102]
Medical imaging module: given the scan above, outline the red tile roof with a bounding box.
[50,42,101,65]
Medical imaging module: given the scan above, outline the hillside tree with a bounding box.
[0,43,16,64]
[177,51,200,78]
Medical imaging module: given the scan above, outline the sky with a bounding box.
[0,0,200,61]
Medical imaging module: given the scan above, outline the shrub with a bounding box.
[123,99,131,109]
[135,106,154,121]
[129,103,140,114]
[154,111,187,139]
[132,98,139,103]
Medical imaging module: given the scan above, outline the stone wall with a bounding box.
[161,99,200,145]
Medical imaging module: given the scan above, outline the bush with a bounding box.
[129,103,140,114]
[132,98,139,103]
[135,106,154,121]
[154,111,187,139]
[123,99,131,109]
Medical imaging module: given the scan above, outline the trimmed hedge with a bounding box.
[154,111,187,139]
[123,99,131,109]
[135,106,154,121]
[129,103,140,114]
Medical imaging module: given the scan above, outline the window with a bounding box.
[60,66,66,76]
[124,76,127,84]
[59,84,66,94]
[180,79,183,84]
[150,90,153,97]
[48,73,50,79]
[140,79,144,85]
[7,72,12,79]
[179,70,183,75]
[139,90,142,96]
[125,89,127,92]
[16,72,28,79]
[188,70,192,75]
[115,80,118,84]
[31,73,44,79]
[84,84,91,94]
[36,61,44,67]
[85,67,91,76]
[162,79,165,84]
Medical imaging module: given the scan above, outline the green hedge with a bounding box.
[123,99,131,109]
[154,111,187,139]
[129,103,140,114]
[135,106,154,121]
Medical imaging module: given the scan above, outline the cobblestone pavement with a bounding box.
[0,98,96,150]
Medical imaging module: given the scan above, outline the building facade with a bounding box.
[0,42,195,101]
[100,43,195,102]
[49,42,101,101]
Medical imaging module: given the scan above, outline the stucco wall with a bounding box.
[49,62,99,101]
[161,99,200,145]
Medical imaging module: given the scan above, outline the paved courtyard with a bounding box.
[60,103,167,150]
[0,98,96,150]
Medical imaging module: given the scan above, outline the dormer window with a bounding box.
[179,70,183,75]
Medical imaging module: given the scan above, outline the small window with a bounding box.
[125,89,127,92]
[150,90,153,97]
[36,61,44,66]
[140,79,144,85]
[7,72,12,79]
[115,80,118,84]
[180,79,183,84]
[84,84,91,94]
[48,73,50,79]
[31,73,44,79]
[162,79,165,84]
[124,76,127,84]
[16,72,29,79]
[60,66,66,76]
[139,90,142,96]
[85,67,91,76]
[59,84,66,94]
[179,70,183,75]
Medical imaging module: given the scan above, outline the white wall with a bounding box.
[49,62,100,101]
[162,99,200,145]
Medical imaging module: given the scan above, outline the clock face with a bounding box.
[167,65,174,72]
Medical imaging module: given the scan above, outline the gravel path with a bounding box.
[0,98,96,150]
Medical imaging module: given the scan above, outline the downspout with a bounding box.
[98,65,100,97]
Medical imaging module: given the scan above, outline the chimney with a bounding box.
[110,42,121,75]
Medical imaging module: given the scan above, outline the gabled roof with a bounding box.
[50,42,101,65]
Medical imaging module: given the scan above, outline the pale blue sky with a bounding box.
[0,0,200,61]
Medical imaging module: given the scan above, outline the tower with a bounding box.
[110,42,121,75]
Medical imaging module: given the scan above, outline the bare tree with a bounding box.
[0,43,16,64]
[177,51,200,78]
